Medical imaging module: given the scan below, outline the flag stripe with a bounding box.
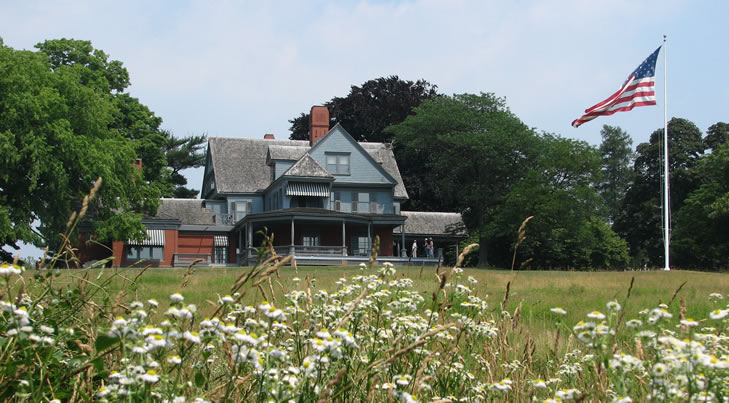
[572,46,661,128]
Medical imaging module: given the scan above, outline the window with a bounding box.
[331,191,342,211]
[214,247,227,264]
[126,246,163,261]
[302,231,320,247]
[326,153,350,175]
[351,236,370,256]
[232,201,252,222]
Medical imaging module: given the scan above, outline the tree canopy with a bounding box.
[0,38,204,259]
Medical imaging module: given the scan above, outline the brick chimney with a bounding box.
[264,133,275,140]
[309,106,329,145]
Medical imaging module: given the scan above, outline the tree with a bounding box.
[163,131,207,198]
[0,39,158,259]
[289,76,438,142]
[597,125,634,224]
[672,141,729,269]
[614,118,705,267]
[496,135,628,269]
[36,38,206,199]
[388,93,541,266]
[704,122,729,152]
[289,75,441,211]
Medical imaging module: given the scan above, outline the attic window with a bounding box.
[326,153,350,175]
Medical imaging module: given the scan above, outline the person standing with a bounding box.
[425,238,432,258]
[428,238,435,258]
[411,240,418,258]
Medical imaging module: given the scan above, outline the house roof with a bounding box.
[267,145,308,162]
[208,135,408,198]
[153,198,216,225]
[209,138,309,194]
[283,154,333,179]
[394,211,467,237]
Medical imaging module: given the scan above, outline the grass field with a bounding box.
[48,263,727,349]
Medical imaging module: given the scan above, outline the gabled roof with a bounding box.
[154,199,216,225]
[207,130,408,198]
[209,138,309,193]
[283,154,333,179]
[267,145,308,163]
[394,211,467,237]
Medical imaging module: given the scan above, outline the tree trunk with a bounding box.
[478,235,489,267]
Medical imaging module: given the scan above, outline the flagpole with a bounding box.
[663,35,670,271]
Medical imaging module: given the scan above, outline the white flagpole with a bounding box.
[663,35,670,271]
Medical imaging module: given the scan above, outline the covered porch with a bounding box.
[232,208,409,266]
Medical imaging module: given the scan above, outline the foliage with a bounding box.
[614,118,706,267]
[162,131,207,198]
[288,75,438,143]
[0,40,158,257]
[1,225,727,401]
[498,135,629,269]
[672,141,729,269]
[598,125,634,224]
[0,38,207,259]
[704,122,729,152]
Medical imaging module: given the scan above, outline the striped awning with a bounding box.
[286,182,330,197]
[214,235,228,247]
[127,229,165,246]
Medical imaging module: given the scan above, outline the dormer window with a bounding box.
[326,152,350,175]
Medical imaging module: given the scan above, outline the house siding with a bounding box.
[308,128,394,186]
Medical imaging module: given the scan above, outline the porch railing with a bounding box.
[173,253,212,267]
[214,214,234,225]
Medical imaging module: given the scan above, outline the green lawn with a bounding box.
[46,264,727,344]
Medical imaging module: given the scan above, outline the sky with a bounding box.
[2,0,728,259]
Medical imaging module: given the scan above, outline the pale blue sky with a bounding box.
[2,0,727,258]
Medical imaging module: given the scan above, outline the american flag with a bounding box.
[572,46,661,128]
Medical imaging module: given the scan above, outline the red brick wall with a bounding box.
[375,226,394,256]
[178,234,214,255]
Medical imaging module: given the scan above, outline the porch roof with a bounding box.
[233,207,406,230]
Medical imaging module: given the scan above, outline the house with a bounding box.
[78,107,466,267]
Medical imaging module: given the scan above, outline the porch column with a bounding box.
[238,227,243,265]
[367,222,372,257]
[290,218,295,256]
[401,225,406,257]
[247,222,253,253]
[341,220,347,256]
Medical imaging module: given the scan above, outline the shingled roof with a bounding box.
[153,199,216,225]
[208,137,408,199]
[283,154,333,179]
[209,138,309,193]
[394,211,466,237]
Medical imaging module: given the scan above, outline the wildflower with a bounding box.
[147,298,159,307]
[708,292,723,299]
[292,277,301,282]
[680,318,699,327]
[167,355,182,365]
[96,386,111,397]
[709,309,728,320]
[380,382,395,389]
[140,369,160,383]
[130,301,144,309]
[39,325,54,334]
[183,331,201,344]
[613,397,632,403]
[468,276,478,284]
[220,295,234,303]
[626,319,642,328]
[395,374,411,386]
[112,316,128,327]
[551,307,567,315]
[652,363,669,377]
[170,293,184,302]
[587,311,606,320]
[0,263,22,276]
[532,379,548,389]
[606,300,621,311]
[555,388,581,400]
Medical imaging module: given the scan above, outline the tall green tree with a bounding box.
[289,76,441,211]
[704,122,729,152]
[35,39,205,199]
[289,76,438,142]
[499,135,628,269]
[0,39,159,258]
[163,130,207,198]
[672,141,729,269]
[614,118,705,267]
[598,125,634,224]
[389,93,541,266]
